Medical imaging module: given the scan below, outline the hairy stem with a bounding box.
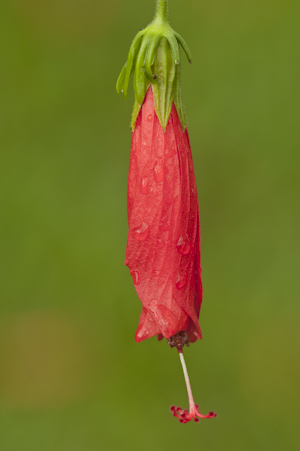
[155,0,168,22]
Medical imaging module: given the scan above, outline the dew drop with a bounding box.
[154,159,164,183]
[176,234,190,255]
[176,273,188,290]
[130,269,140,285]
[140,177,148,195]
[133,222,149,241]
[155,132,164,158]
[159,208,171,231]
[147,114,153,122]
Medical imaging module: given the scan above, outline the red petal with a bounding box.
[126,87,202,342]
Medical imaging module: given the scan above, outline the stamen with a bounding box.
[170,348,217,424]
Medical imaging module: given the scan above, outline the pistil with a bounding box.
[170,347,217,424]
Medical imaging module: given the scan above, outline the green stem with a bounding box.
[155,0,168,22]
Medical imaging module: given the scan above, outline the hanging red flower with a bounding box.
[117,0,217,424]
[126,86,203,345]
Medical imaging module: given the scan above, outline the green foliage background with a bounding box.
[0,0,299,449]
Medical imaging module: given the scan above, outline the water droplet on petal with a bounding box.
[140,177,148,194]
[155,132,164,158]
[154,159,164,183]
[130,269,140,285]
[147,114,153,122]
[176,235,190,255]
[133,222,149,241]
[176,273,188,290]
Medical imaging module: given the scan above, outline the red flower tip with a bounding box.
[170,404,217,424]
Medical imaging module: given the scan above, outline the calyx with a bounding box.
[116,2,192,131]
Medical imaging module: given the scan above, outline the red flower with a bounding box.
[125,87,202,345]
[125,87,216,423]
[117,0,217,424]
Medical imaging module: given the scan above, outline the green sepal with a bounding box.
[116,63,126,94]
[131,56,150,130]
[134,36,151,104]
[144,34,161,82]
[118,30,145,100]
[117,4,192,131]
[173,62,187,128]
[174,31,193,64]
[166,35,180,65]
[152,38,175,130]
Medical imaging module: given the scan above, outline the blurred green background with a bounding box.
[0,0,299,449]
